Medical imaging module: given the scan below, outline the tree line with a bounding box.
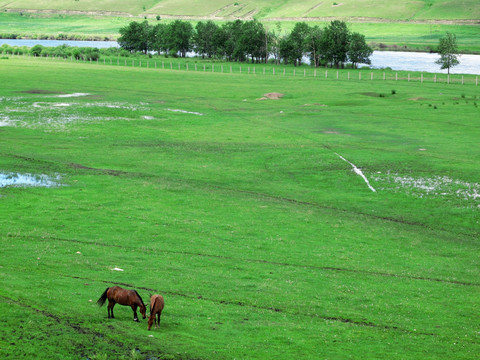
[118,19,373,68]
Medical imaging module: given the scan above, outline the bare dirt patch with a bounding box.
[257,92,285,100]
[361,92,382,97]
[18,89,60,94]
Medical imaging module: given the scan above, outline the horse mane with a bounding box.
[134,290,145,306]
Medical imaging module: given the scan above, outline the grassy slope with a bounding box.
[1,0,480,19]
[1,1,480,52]
[0,57,479,359]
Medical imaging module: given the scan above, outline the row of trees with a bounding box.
[118,19,373,68]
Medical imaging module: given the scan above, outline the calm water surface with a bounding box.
[1,39,479,75]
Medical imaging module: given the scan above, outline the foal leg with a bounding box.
[156,312,161,328]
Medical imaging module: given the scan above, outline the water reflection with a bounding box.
[0,172,63,188]
[1,39,479,74]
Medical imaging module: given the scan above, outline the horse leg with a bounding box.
[132,305,139,322]
[108,300,115,319]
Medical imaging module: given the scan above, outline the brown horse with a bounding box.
[97,286,146,322]
[148,294,165,330]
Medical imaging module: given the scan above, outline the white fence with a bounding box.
[4,51,479,86]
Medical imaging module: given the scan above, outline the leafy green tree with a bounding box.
[151,23,168,55]
[306,25,323,68]
[268,22,282,65]
[288,22,310,66]
[435,32,460,75]
[30,44,44,57]
[194,20,220,59]
[118,21,152,54]
[321,20,350,68]
[166,20,193,57]
[241,20,266,63]
[221,20,245,62]
[348,32,372,69]
[279,34,295,65]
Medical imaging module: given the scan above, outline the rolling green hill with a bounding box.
[0,0,479,20]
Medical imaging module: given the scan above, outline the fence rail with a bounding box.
[4,51,479,86]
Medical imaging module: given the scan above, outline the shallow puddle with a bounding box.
[0,172,63,188]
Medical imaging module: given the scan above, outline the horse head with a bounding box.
[140,302,147,319]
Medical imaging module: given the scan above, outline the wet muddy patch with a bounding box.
[372,172,480,207]
[166,108,204,116]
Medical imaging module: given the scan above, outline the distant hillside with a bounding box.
[1,0,479,22]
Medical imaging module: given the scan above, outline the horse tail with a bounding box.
[96,287,109,307]
[135,290,145,307]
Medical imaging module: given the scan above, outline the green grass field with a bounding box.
[1,11,480,53]
[1,0,480,19]
[0,56,479,359]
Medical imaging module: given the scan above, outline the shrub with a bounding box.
[391,90,396,95]
[31,44,44,57]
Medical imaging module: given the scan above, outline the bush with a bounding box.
[31,44,44,57]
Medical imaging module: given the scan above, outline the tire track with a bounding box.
[8,234,477,287]
[2,152,477,239]
[64,275,436,336]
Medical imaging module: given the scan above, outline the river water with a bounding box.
[1,39,479,75]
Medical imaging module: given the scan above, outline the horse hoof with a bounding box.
[134,318,139,322]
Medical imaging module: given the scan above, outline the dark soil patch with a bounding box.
[361,92,383,97]
[18,89,60,94]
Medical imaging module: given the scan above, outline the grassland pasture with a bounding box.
[0,57,479,359]
[1,0,480,20]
